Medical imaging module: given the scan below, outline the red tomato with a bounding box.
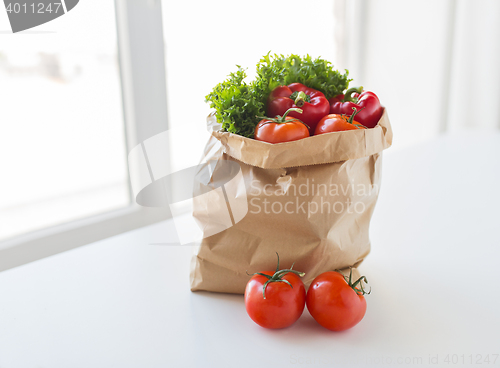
[254,107,309,143]
[314,114,366,135]
[306,269,370,331]
[245,255,306,329]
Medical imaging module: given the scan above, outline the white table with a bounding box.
[1,131,500,368]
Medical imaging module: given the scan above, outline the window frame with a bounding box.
[0,0,171,272]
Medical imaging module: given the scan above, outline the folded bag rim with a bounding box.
[211,108,393,169]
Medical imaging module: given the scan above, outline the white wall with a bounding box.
[346,0,500,151]
[447,0,500,132]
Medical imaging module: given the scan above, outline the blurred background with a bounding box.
[1,0,499,244]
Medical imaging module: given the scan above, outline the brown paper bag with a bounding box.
[190,109,393,294]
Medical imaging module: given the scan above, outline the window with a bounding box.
[0,0,169,271]
[0,1,129,242]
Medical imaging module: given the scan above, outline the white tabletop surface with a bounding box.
[1,131,500,368]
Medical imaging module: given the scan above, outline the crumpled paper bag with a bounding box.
[190,109,392,294]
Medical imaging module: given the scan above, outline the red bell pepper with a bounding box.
[267,83,330,133]
[329,87,383,129]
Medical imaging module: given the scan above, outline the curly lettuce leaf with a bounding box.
[205,67,264,138]
[256,53,351,100]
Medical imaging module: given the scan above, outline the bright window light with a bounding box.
[0,1,130,241]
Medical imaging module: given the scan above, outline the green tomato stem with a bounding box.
[338,267,371,296]
[247,253,306,299]
[256,108,304,125]
[280,107,303,122]
[347,106,366,126]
